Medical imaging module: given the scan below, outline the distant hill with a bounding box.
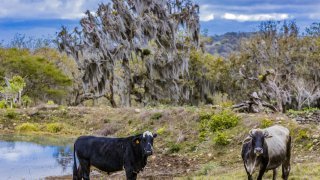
[205,32,254,57]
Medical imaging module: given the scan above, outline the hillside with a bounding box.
[0,106,319,179]
[205,32,253,57]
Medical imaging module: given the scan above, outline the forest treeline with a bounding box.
[1,21,320,110]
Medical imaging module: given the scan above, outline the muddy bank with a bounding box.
[46,154,201,179]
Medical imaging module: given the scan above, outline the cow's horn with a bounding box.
[249,129,254,137]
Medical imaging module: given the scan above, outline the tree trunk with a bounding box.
[108,71,117,107]
[121,57,131,107]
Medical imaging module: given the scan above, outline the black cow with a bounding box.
[241,125,291,180]
[73,131,157,180]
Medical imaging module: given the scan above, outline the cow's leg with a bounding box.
[244,165,253,180]
[79,159,90,180]
[125,169,137,180]
[77,165,82,180]
[246,173,253,180]
[272,168,277,180]
[282,136,291,180]
[257,164,267,180]
[282,162,290,180]
[72,164,81,180]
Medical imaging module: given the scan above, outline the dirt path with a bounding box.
[46,154,200,180]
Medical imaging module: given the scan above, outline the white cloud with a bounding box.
[200,4,214,22]
[200,13,214,21]
[222,13,290,22]
[0,0,102,19]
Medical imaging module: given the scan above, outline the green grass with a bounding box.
[1,106,320,179]
[16,122,40,132]
[46,123,64,133]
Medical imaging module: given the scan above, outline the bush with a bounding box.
[22,95,32,107]
[47,100,55,105]
[5,109,18,119]
[208,110,239,132]
[213,131,230,146]
[156,127,166,135]
[46,123,63,133]
[16,123,39,132]
[261,118,273,128]
[150,112,162,120]
[0,100,6,109]
[168,143,181,153]
[297,129,309,141]
[198,131,207,142]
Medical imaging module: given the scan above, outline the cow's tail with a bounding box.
[73,142,78,180]
[287,135,291,160]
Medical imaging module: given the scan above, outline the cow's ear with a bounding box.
[132,136,141,145]
[243,136,252,144]
[264,131,272,138]
[153,133,158,138]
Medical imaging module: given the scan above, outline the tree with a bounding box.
[0,75,26,108]
[57,0,200,107]
[0,48,72,104]
[228,21,320,111]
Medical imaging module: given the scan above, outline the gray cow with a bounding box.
[241,125,291,180]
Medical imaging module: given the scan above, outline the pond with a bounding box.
[0,134,75,179]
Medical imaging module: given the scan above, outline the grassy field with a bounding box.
[0,105,319,179]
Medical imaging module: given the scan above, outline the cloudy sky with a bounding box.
[0,0,319,42]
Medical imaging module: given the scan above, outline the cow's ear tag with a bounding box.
[136,140,140,144]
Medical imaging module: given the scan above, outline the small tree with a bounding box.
[0,75,26,108]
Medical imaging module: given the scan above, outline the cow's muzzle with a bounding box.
[254,147,263,156]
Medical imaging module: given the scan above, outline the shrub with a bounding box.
[150,112,162,120]
[5,109,18,119]
[156,127,166,135]
[208,110,239,132]
[297,129,309,141]
[46,123,64,133]
[168,143,181,153]
[197,162,217,176]
[47,100,55,105]
[199,110,239,141]
[213,131,230,146]
[22,95,32,107]
[16,123,39,132]
[0,100,6,109]
[261,118,273,128]
[103,118,111,123]
[198,131,207,142]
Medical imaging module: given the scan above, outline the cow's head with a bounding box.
[133,131,157,156]
[244,129,272,156]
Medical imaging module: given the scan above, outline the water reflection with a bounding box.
[0,135,73,179]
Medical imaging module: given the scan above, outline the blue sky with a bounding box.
[0,0,320,43]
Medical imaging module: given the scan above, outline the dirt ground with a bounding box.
[46,154,200,180]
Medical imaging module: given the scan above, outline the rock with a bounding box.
[177,135,186,143]
[89,127,94,131]
[134,109,141,113]
[312,135,320,139]
[208,153,212,157]
[0,124,3,129]
[13,123,17,126]
[313,139,318,143]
